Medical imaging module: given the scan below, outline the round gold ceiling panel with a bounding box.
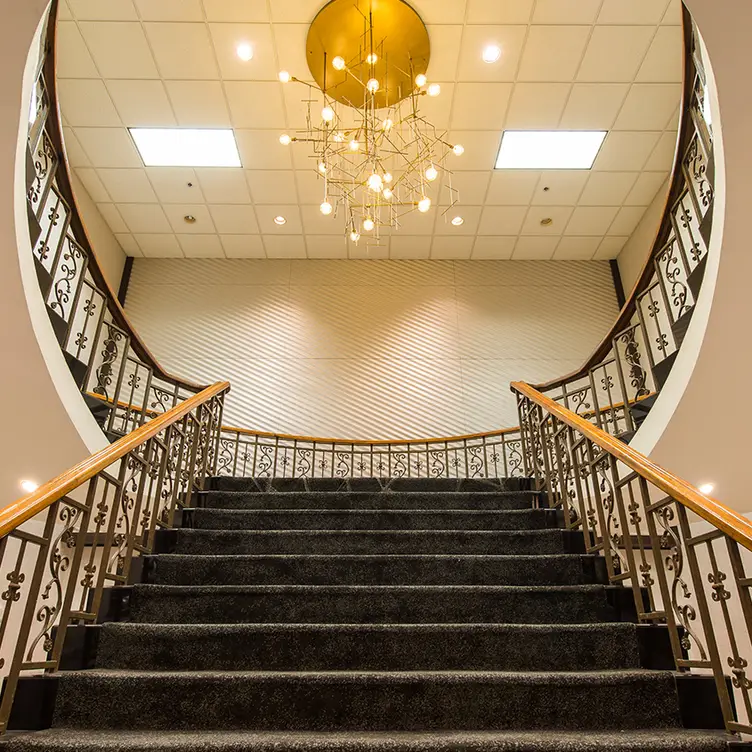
[306,0,430,109]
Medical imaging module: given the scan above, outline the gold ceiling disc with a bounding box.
[306,0,430,109]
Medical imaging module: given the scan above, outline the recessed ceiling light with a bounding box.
[129,129,242,168]
[496,130,607,170]
[540,217,553,226]
[451,216,464,226]
[184,215,196,224]
[236,42,253,62]
[20,479,38,493]
[699,483,715,495]
[482,45,502,63]
[273,216,286,225]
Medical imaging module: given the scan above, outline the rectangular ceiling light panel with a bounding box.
[495,130,607,170]
[130,128,242,167]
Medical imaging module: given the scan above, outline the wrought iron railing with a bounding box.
[514,381,752,735]
[0,380,228,732]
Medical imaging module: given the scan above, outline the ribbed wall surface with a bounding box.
[125,260,618,438]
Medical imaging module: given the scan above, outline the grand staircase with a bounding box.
[3,477,746,751]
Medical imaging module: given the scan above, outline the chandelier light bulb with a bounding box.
[321,106,335,123]
[279,134,291,146]
[382,118,393,131]
[415,73,427,87]
[366,53,378,65]
[236,43,253,62]
[482,44,502,64]
[320,201,333,215]
[453,144,465,156]
[349,139,360,151]
[418,196,431,213]
[367,173,383,192]
[367,78,379,93]
[382,187,393,199]
[363,217,375,232]
[451,216,464,226]
[425,165,438,182]
[278,70,291,83]
[318,161,327,174]
[427,83,441,97]
[332,56,346,71]
[383,172,393,183]
[333,132,345,143]
[350,230,360,242]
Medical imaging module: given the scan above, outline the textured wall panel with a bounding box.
[126,260,619,438]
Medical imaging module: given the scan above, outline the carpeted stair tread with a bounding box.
[127,584,623,624]
[52,669,682,731]
[208,478,533,494]
[95,622,643,671]
[5,729,741,751]
[196,491,539,511]
[168,528,580,555]
[143,553,604,586]
[184,508,555,531]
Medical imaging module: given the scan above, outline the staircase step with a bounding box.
[1,729,742,752]
[183,508,556,531]
[165,529,583,556]
[143,554,605,586]
[52,669,682,731]
[95,623,644,672]
[127,584,624,625]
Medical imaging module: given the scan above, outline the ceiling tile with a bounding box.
[68,0,138,20]
[513,236,559,259]
[532,0,601,24]
[235,131,294,170]
[451,83,512,130]
[478,205,527,234]
[350,241,390,260]
[117,203,172,233]
[425,26,463,81]
[558,83,630,129]
[73,127,142,168]
[195,169,251,203]
[434,206,483,235]
[263,235,307,258]
[203,0,269,22]
[595,236,628,259]
[209,23,278,81]
[134,233,183,257]
[114,233,142,257]
[408,0,467,24]
[472,236,516,259]
[521,206,573,235]
[579,172,639,206]
[106,80,177,127]
[59,0,73,19]
[58,80,121,127]
[531,171,588,206]
[78,22,158,79]
[613,84,683,130]
[608,205,646,236]
[273,25,311,82]
[395,208,438,236]
[518,26,591,82]
[636,26,683,83]
[75,168,111,202]
[305,236,349,258]
[301,205,345,235]
[598,0,670,25]
[209,204,260,234]
[456,26,527,82]
[414,83,455,129]
[145,23,219,79]
[247,170,300,204]
[225,82,287,128]
[564,206,619,235]
[577,27,655,82]
[486,171,540,205]
[447,131,501,171]
[146,168,203,203]
[432,236,474,259]
[390,236,431,259]
[164,204,216,234]
[220,235,266,257]
[592,131,661,171]
[135,0,203,20]
[553,236,601,259]
[165,81,231,127]
[256,206,302,234]
[644,131,678,171]
[269,0,321,23]
[662,0,682,25]
[282,82,325,130]
[56,22,98,78]
[177,234,225,257]
[97,168,157,203]
[505,83,571,129]
[466,0,532,23]
[625,172,667,206]
[439,172,490,206]
[98,204,128,234]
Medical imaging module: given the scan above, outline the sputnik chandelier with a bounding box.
[277,0,463,244]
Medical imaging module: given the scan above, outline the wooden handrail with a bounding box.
[0,381,230,538]
[512,381,752,553]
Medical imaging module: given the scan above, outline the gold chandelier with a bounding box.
[277,0,464,244]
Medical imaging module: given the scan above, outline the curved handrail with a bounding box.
[0,380,229,538]
[512,381,752,552]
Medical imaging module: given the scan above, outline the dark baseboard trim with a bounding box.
[609,259,626,309]
[117,256,134,306]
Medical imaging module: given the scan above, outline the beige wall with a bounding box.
[125,259,619,438]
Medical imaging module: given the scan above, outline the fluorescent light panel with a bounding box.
[129,128,242,168]
[496,130,607,170]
